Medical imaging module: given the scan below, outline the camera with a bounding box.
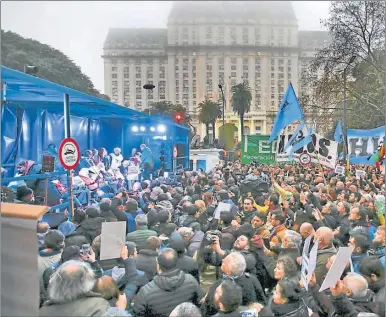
[204,230,221,243]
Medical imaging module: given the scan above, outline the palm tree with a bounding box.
[231,82,252,138]
[198,97,222,140]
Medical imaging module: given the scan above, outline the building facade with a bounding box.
[102,1,328,140]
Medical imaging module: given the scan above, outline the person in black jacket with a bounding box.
[202,252,266,317]
[73,207,105,244]
[168,232,200,283]
[133,248,204,317]
[136,236,161,280]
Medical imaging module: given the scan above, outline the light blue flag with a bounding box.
[289,134,313,160]
[268,83,304,143]
[334,121,343,143]
[284,120,306,153]
[309,121,316,134]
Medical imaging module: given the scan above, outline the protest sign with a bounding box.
[335,166,345,175]
[301,236,319,291]
[276,133,338,168]
[319,247,354,292]
[347,125,385,165]
[355,170,366,180]
[214,202,232,219]
[241,135,276,165]
[100,222,126,260]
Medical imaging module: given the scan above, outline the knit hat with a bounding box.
[61,245,81,263]
[125,241,137,256]
[237,223,255,239]
[16,186,33,200]
[44,230,65,249]
[125,199,138,213]
[86,207,100,219]
[58,220,76,237]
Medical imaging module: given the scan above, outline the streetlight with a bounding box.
[143,83,155,115]
[343,55,357,161]
[218,84,225,127]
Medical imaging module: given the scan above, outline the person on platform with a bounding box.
[140,144,154,181]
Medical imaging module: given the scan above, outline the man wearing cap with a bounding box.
[38,230,65,276]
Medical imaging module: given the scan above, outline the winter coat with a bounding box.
[133,269,204,317]
[38,249,62,277]
[315,245,337,285]
[182,215,202,231]
[126,226,157,251]
[268,299,309,317]
[187,231,205,257]
[74,217,105,244]
[136,249,158,279]
[64,233,89,248]
[176,253,200,283]
[39,292,110,317]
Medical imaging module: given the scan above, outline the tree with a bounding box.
[303,1,385,131]
[197,97,222,140]
[231,82,252,137]
[144,101,191,124]
[1,30,109,100]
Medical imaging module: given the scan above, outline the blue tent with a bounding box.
[1,66,189,176]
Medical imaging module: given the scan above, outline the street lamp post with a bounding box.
[342,55,356,162]
[143,84,155,115]
[218,84,225,127]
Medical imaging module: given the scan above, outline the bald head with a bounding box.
[315,227,334,249]
[300,223,315,239]
[157,248,178,272]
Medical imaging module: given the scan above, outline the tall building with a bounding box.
[102,1,328,140]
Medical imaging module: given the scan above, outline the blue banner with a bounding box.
[347,126,385,165]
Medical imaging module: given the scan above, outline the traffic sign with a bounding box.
[173,146,178,159]
[299,152,311,165]
[59,138,80,170]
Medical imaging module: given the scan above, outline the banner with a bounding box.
[241,135,276,165]
[276,133,338,168]
[347,126,385,165]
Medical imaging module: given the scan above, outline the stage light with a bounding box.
[157,124,166,133]
[132,126,139,132]
[150,126,155,132]
[140,126,146,132]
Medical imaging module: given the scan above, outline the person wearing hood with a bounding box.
[126,214,157,251]
[124,199,143,234]
[74,207,105,244]
[133,248,204,317]
[168,232,200,283]
[38,230,65,277]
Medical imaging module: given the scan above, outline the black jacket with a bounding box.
[176,253,200,284]
[133,269,204,317]
[136,249,158,279]
[268,299,309,317]
[203,274,266,316]
[182,215,202,231]
[74,217,105,244]
[64,233,89,248]
[110,206,127,222]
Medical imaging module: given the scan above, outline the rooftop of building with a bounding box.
[168,1,297,22]
[104,28,168,49]
[298,30,330,45]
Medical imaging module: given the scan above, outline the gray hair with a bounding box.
[226,252,246,277]
[344,272,368,298]
[284,230,303,249]
[48,260,95,303]
[170,302,202,317]
[135,214,148,226]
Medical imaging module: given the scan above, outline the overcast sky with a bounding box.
[1,1,330,93]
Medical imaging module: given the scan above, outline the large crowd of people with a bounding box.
[34,159,385,317]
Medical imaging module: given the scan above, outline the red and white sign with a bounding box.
[59,138,80,170]
[299,152,311,165]
[173,146,178,159]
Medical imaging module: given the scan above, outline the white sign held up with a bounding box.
[100,222,126,260]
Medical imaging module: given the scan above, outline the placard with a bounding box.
[214,202,232,219]
[355,170,366,180]
[319,247,354,292]
[276,133,338,168]
[301,236,319,291]
[335,166,345,175]
[100,222,126,260]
